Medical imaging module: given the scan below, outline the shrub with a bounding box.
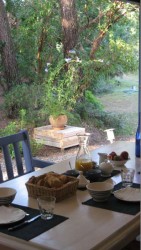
[0,122,20,158]
[4,83,44,118]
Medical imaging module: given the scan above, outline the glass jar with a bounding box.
[75,133,93,171]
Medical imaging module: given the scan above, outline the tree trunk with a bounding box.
[59,0,78,57]
[0,0,19,91]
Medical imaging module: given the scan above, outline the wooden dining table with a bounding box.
[0,141,140,250]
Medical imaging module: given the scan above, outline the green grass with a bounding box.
[115,73,138,89]
[97,73,139,135]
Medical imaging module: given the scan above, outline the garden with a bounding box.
[0,0,139,160]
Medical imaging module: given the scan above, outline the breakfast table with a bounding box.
[0,141,140,250]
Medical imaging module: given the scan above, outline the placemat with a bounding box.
[82,183,140,215]
[87,169,121,182]
[0,204,68,241]
[78,169,121,190]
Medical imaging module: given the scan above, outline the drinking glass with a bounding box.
[121,168,135,187]
[37,196,56,220]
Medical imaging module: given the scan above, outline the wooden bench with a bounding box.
[34,125,85,151]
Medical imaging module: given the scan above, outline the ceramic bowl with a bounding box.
[64,169,79,177]
[0,187,17,205]
[86,182,114,202]
[110,159,129,167]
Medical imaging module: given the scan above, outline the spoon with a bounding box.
[69,161,73,170]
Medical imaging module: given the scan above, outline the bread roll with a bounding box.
[27,172,71,189]
[28,176,37,184]
[47,176,63,188]
[37,178,45,186]
[59,175,68,184]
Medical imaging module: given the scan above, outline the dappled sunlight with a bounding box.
[62,18,73,28]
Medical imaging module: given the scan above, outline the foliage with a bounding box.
[6,0,60,80]
[97,111,135,136]
[0,121,18,137]
[3,0,138,87]
[42,59,79,118]
[4,83,46,126]
[75,90,104,120]
[0,121,44,157]
[29,139,44,157]
[85,90,104,109]
[0,121,20,158]
[19,109,27,129]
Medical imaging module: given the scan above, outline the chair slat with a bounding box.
[0,129,54,183]
[2,145,14,180]
[22,131,34,173]
[13,142,24,175]
[0,164,3,183]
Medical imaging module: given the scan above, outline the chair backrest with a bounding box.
[0,130,35,182]
[104,128,115,144]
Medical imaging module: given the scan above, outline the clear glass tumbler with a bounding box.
[37,196,56,220]
[121,168,135,187]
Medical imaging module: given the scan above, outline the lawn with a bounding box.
[97,73,139,135]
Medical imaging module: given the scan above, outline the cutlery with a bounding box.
[69,161,73,170]
[8,214,41,231]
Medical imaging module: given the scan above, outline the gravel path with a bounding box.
[0,132,135,182]
[35,134,135,163]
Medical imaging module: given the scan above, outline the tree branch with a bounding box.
[90,2,127,59]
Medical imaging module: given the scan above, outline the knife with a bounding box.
[8,214,41,231]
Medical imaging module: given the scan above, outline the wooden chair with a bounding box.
[104,128,115,144]
[0,129,54,183]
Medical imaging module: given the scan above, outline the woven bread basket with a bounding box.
[25,174,79,202]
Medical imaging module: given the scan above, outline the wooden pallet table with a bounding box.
[33,125,85,150]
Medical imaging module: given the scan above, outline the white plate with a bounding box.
[0,206,26,224]
[114,187,140,202]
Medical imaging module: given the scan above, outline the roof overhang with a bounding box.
[118,0,140,4]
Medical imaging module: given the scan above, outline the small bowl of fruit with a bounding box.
[108,151,130,167]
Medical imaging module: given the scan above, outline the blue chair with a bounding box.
[0,129,54,183]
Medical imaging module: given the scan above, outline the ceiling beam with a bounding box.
[118,0,140,4]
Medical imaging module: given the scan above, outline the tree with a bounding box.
[59,0,78,58]
[0,0,138,122]
[0,0,19,91]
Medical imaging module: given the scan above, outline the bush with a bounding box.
[0,122,18,137]
[4,83,44,118]
[75,90,104,120]
[0,122,20,158]
[93,111,134,135]
[93,76,115,94]
[3,83,47,126]
[0,121,44,157]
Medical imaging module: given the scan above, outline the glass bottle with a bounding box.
[75,133,93,171]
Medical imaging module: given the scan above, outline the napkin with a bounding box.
[0,206,26,224]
